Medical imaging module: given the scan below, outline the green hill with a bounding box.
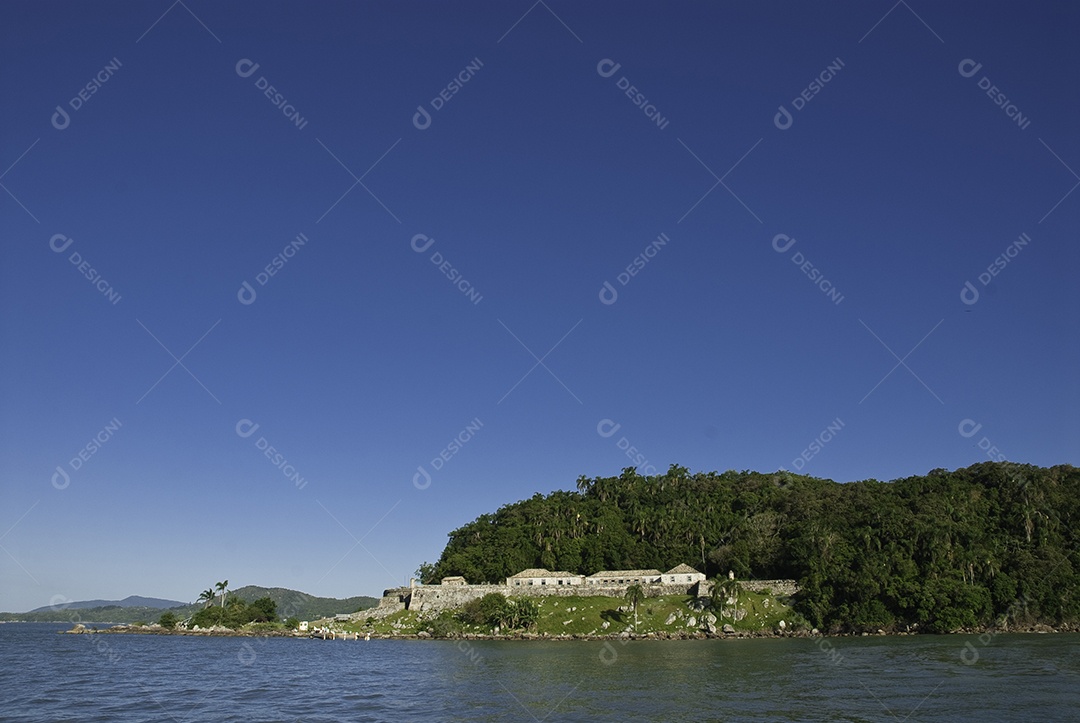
[0,586,378,623]
[0,604,187,624]
[216,586,378,621]
[425,462,1080,633]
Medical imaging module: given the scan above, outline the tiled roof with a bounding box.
[587,569,661,578]
[664,564,702,575]
[508,569,578,578]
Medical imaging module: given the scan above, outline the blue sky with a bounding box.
[1,1,1077,611]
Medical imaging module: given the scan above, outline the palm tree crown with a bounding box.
[625,583,645,628]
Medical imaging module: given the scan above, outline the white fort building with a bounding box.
[371,565,797,616]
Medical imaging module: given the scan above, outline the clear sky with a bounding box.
[1,1,1077,612]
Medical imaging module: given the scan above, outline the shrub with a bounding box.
[429,612,463,638]
[247,597,278,623]
[458,598,488,626]
[158,612,178,630]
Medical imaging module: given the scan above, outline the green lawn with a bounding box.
[322,590,802,638]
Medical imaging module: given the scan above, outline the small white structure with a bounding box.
[663,563,706,585]
[506,568,584,587]
[298,621,309,632]
[440,576,468,586]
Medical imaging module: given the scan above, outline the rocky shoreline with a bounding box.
[61,621,1080,640]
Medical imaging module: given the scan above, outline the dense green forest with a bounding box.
[424,462,1079,633]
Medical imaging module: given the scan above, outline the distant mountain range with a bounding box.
[28,596,185,612]
[1,586,379,623]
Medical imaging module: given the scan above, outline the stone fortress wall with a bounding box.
[367,567,799,617]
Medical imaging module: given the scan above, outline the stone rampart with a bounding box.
[740,579,799,597]
[370,578,800,617]
[397,581,712,615]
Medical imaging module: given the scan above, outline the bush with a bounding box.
[284,617,300,630]
[191,606,227,628]
[429,612,463,638]
[458,597,488,626]
[190,597,281,629]
[508,598,539,630]
[158,612,178,630]
[457,594,535,630]
[247,597,278,623]
[479,593,510,627]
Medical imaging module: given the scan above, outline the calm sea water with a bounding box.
[1,623,1077,721]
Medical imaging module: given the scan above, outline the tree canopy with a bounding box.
[425,462,1079,632]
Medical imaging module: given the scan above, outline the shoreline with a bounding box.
[59,621,1080,640]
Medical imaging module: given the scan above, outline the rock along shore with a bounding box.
[61,622,1080,640]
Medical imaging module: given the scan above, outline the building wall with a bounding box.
[585,574,659,585]
[402,581,718,614]
[507,575,584,588]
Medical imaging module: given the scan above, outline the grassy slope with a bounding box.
[327,590,800,637]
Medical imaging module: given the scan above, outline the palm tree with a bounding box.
[625,583,645,629]
[198,589,215,609]
[711,575,741,623]
[215,580,229,609]
[709,576,726,618]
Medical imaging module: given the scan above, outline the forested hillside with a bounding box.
[425,463,1079,632]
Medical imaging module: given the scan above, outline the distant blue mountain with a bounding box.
[28,595,187,613]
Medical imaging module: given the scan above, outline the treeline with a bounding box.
[183,596,289,629]
[425,462,1079,632]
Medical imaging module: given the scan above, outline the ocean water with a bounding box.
[1,623,1078,721]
